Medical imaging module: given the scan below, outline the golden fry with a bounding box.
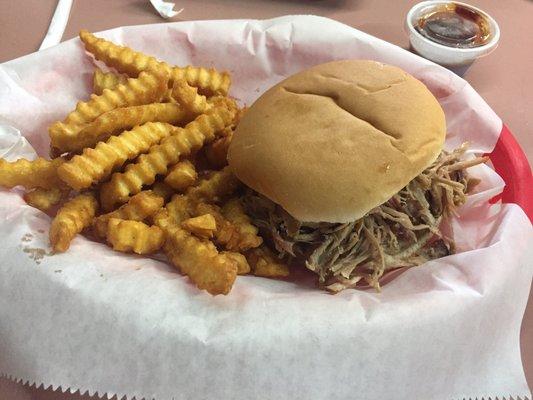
[181,214,217,239]
[208,96,239,117]
[204,130,232,169]
[49,69,169,153]
[169,79,210,114]
[162,167,251,251]
[0,29,278,296]
[221,197,262,250]
[106,218,164,254]
[66,103,196,154]
[187,166,240,204]
[58,122,175,190]
[172,66,231,98]
[94,190,164,238]
[24,187,65,212]
[164,160,198,191]
[247,246,290,278]
[222,251,251,275]
[2,32,273,294]
[100,104,235,211]
[93,68,127,95]
[156,213,237,295]
[193,202,247,252]
[0,157,65,189]
[49,193,98,253]
[193,202,222,218]
[79,30,231,96]
[151,181,176,202]
[163,194,192,225]
[160,168,240,245]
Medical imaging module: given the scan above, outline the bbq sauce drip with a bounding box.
[416,3,491,48]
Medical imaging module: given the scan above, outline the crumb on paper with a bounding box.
[21,233,33,242]
[54,270,62,273]
[100,273,104,278]
[22,246,48,264]
[37,229,45,234]
[135,266,142,270]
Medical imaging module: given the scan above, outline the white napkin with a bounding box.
[0,15,531,400]
[39,0,73,50]
[39,0,181,52]
[149,0,182,19]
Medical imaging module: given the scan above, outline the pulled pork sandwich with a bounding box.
[228,60,486,292]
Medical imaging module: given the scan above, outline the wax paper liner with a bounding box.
[0,15,531,400]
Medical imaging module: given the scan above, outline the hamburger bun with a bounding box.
[228,60,446,223]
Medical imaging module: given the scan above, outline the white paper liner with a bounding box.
[0,15,531,400]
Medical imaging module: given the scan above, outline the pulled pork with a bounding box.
[242,144,487,292]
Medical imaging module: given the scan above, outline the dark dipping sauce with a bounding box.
[415,3,491,48]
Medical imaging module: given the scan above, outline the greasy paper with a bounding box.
[0,16,531,400]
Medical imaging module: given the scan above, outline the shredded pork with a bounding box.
[242,144,487,292]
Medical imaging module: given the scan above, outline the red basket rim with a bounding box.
[486,124,533,222]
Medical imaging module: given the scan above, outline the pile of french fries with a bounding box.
[0,31,289,295]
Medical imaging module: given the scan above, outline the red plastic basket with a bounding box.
[487,125,533,222]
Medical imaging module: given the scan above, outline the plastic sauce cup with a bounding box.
[405,1,500,68]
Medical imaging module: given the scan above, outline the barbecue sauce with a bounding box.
[415,3,491,48]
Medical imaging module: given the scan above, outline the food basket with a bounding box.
[0,15,531,400]
[488,124,533,221]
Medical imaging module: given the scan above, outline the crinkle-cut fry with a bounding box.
[151,181,176,202]
[0,157,65,189]
[58,122,175,191]
[164,160,198,191]
[169,79,210,114]
[80,29,162,77]
[106,218,164,254]
[165,194,192,224]
[93,68,127,95]
[194,202,259,252]
[221,197,262,250]
[204,130,232,169]
[69,69,168,126]
[208,96,239,117]
[193,202,239,250]
[171,66,231,97]
[222,251,251,275]
[24,187,65,212]
[247,246,290,278]
[99,105,235,211]
[79,30,231,96]
[49,192,98,253]
[49,69,169,153]
[181,214,217,239]
[66,103,196,154]
[151,193,191,233]
[152,208,172,230]
[187,166,240,204]
[156,215,237,295]
[94,190,164,238]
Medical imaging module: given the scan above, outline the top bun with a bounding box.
[228,60,446,223]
